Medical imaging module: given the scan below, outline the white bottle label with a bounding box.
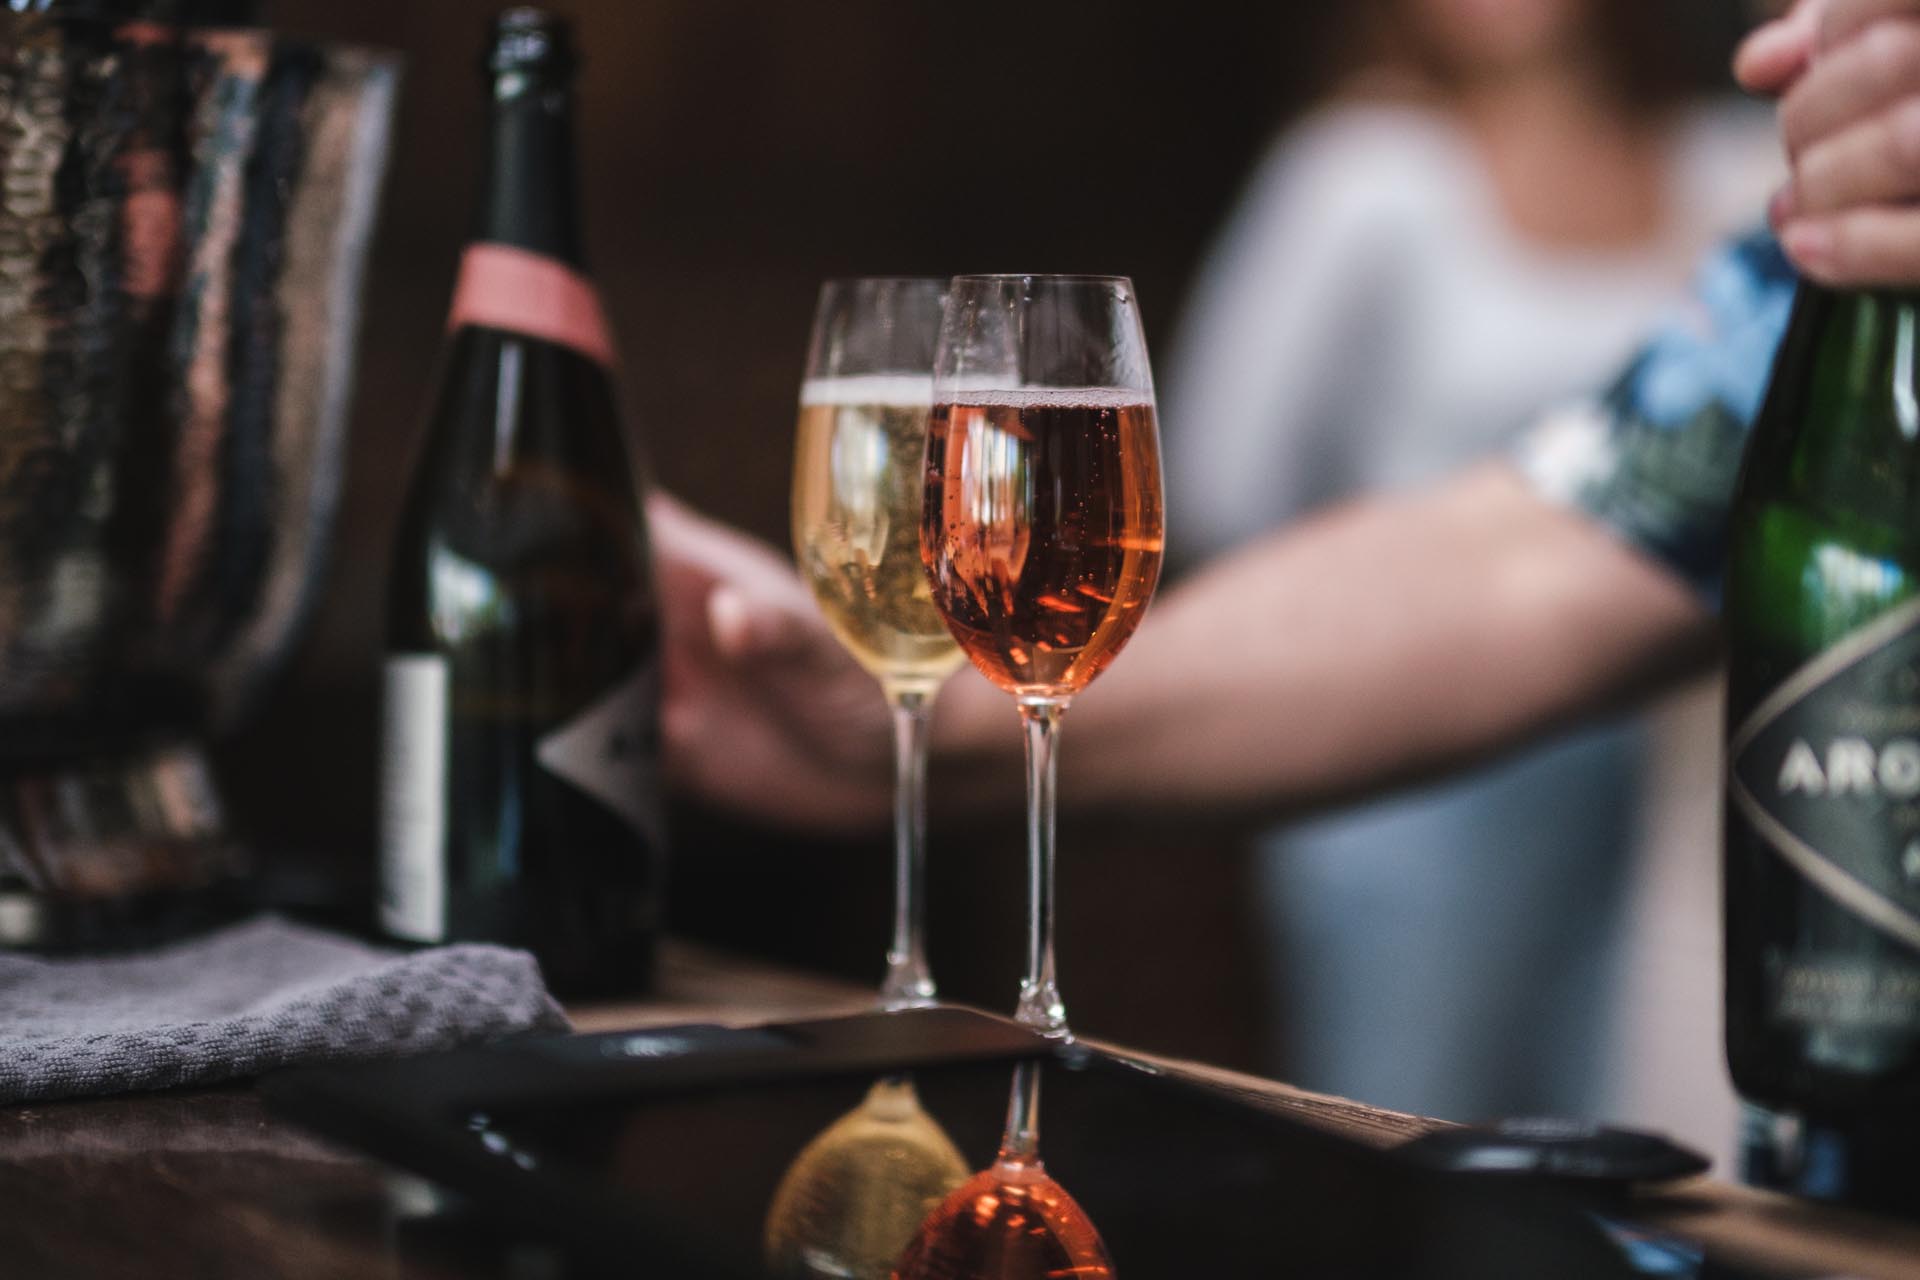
[380,654,450,943]
[536,662,665,846]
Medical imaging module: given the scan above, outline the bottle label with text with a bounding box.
[1730,598,1920,1028]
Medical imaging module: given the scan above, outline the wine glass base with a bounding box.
[1016,981,1069,1040]
[880,972,938,1011]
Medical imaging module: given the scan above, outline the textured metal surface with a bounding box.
[0,13,395,927]
[0,13,396,759]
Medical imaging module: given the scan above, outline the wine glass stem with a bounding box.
[999,1058,1043,1165]
[881,688,936,1009]
[1016,698,1068,1037]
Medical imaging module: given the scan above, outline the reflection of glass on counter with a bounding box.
[892,1062,1114,1280]
[890,1154,1113,1280]
[764,1076,969,1280]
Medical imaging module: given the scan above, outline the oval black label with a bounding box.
[1729,598,1920,954]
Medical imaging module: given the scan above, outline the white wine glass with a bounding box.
[792,278,965,1008]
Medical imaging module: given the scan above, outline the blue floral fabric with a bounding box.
[1517,232,1800,599]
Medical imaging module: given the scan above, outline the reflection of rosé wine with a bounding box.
[891,1153,1114,1280]
[765,1078,970,1280]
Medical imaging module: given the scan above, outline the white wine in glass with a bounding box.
[763,1076,969,1280]
[791,279,960,1008]
[794,376,967,699]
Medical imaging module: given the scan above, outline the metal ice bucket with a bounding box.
[0,10,396,944]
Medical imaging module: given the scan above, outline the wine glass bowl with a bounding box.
[764,1077,971,1280]
[890,1154,1115,1280]
[794,374,968,700]
[921,387,1163,701]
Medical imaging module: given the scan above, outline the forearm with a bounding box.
[934,463,1718,819]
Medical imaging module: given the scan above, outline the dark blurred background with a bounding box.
[219,0,1750,1071]
[218,0,1345,1068]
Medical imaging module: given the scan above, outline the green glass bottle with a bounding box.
[379,9,664,996]
[1724,286,1920,1209]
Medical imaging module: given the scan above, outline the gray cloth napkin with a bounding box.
[0,915,569,1104]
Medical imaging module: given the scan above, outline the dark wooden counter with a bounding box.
[1,942,1916,1279]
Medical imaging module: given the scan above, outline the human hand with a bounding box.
[650,492,893,832]
[1738,0,1920,285]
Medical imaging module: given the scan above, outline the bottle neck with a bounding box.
[1740,283,1920,539]
[473,71,583,268]
[1759,284,1920,437]
[1806,282,1920,309]
[448,64,613,365]
[177,0,259,24]
[1807,286,1920,422]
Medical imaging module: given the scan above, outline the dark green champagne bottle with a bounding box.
[1724,286,1920,1209]
[380,8,664,996]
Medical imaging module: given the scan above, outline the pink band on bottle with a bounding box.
[116,21,178,45]
[447,242,615,367]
